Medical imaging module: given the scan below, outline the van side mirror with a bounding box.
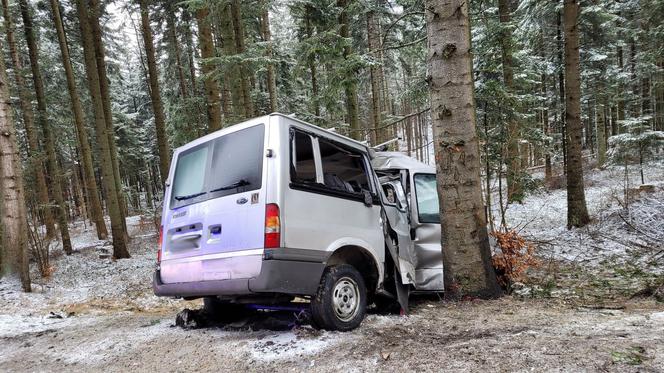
[363,190,373,207]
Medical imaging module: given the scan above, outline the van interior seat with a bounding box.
[324,173,354,193]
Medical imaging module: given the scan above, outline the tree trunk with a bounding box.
[338,0,361,140]
[497,0,521,203]
[596,103,606,167]
[166,11,188,98]
[139,0,171,183]
[1,0,55,240]
[425,0,501,298]
[563,0,590,228]
[217,2,243,120]
[0,35,30,291]
[182,10,198,94]
[260,4,277,112]
[49,0,107,240]
[17,0,73,254]
[195,6,222,132]
[88,0,128,227]
[367,5,381,145]
[75,0,130,258]
[557,11,567,174]
[231,0,254,118]
[305,5,320,119]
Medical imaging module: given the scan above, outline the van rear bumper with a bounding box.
[153,259,325,298]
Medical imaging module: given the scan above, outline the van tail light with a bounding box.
[157,225,163,265]
[264,204,280,249]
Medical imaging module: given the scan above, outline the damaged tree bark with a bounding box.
[425,0,501,298]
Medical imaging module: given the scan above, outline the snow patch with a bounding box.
[250,330,343,361]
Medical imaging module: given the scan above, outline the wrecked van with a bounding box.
[153,113,443,331]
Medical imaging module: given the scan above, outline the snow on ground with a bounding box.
[1,159,663,372]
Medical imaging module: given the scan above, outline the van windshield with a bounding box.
[414,174,439,224]
[170,124,265,209]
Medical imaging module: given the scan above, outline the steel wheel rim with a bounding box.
[332,276,360,322]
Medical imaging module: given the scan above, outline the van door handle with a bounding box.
[172,232,202,242]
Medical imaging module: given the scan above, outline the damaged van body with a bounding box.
[153,113,443,331]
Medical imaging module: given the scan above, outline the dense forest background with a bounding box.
[0,0,663,288]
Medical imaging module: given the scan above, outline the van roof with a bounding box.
[372,151,435,174]
[174,112,370,155]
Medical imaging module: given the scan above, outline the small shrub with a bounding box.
[491,229,539,291]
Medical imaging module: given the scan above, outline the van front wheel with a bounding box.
[311,265,367,331]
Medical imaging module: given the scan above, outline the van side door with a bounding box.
[380,178,417,285]
[409,173,444,291]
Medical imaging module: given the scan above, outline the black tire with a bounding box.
[311,264,367,331]
[202,297,247,322]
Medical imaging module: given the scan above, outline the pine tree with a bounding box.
[75,0,130,258]
[0,0,56,240]
[139,0,171,182]
[425,0,501,297]
[563,0,590,228]
[0,30,30,291]
[49,0,108,240]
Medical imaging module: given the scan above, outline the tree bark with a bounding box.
[49,0,107,240]
[563,0,590,228]
[497,0,522,203]
[75,0,130,258]
[337,0,360,140]
[305,5,320,119]
[0,34,30,291]
[260,4,277,113]
[596,102,606,167]
[367,4,381,145]
[1,0,55,240]
[231,0,254,118]
[425,0,501,297]
[88,0,128,227]
[195,6,222,132]
[139,0,171,183]
[166,10,188,98]
[17,0,73,254]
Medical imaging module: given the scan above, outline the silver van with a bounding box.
[153,113,443,330]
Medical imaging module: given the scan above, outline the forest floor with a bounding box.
[1,161,663,372]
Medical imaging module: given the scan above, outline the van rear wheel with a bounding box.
[311,265,367,331]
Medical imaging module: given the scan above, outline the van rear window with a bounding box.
[170,124,264,209]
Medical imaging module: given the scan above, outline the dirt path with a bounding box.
[2,297,662,372]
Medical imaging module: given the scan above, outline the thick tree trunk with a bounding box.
[0,38,30,291]
[139,0,171,183]
[1,0,55,240]
[563,0,590,228]
[338,0,360,140]
[88,0,128,227]
[195,7,222,132]
[231,0,254,118]
[49,0,107,240]
[260,4,277,112]
[17,0,72,254]
[75,0,130,258]
[367,6,381,145]
[497,0,522,203]
[425,0,501,298]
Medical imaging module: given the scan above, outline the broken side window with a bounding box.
[318,139,370,195]
[291,130,317,184]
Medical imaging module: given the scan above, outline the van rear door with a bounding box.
[160,124,267,284]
